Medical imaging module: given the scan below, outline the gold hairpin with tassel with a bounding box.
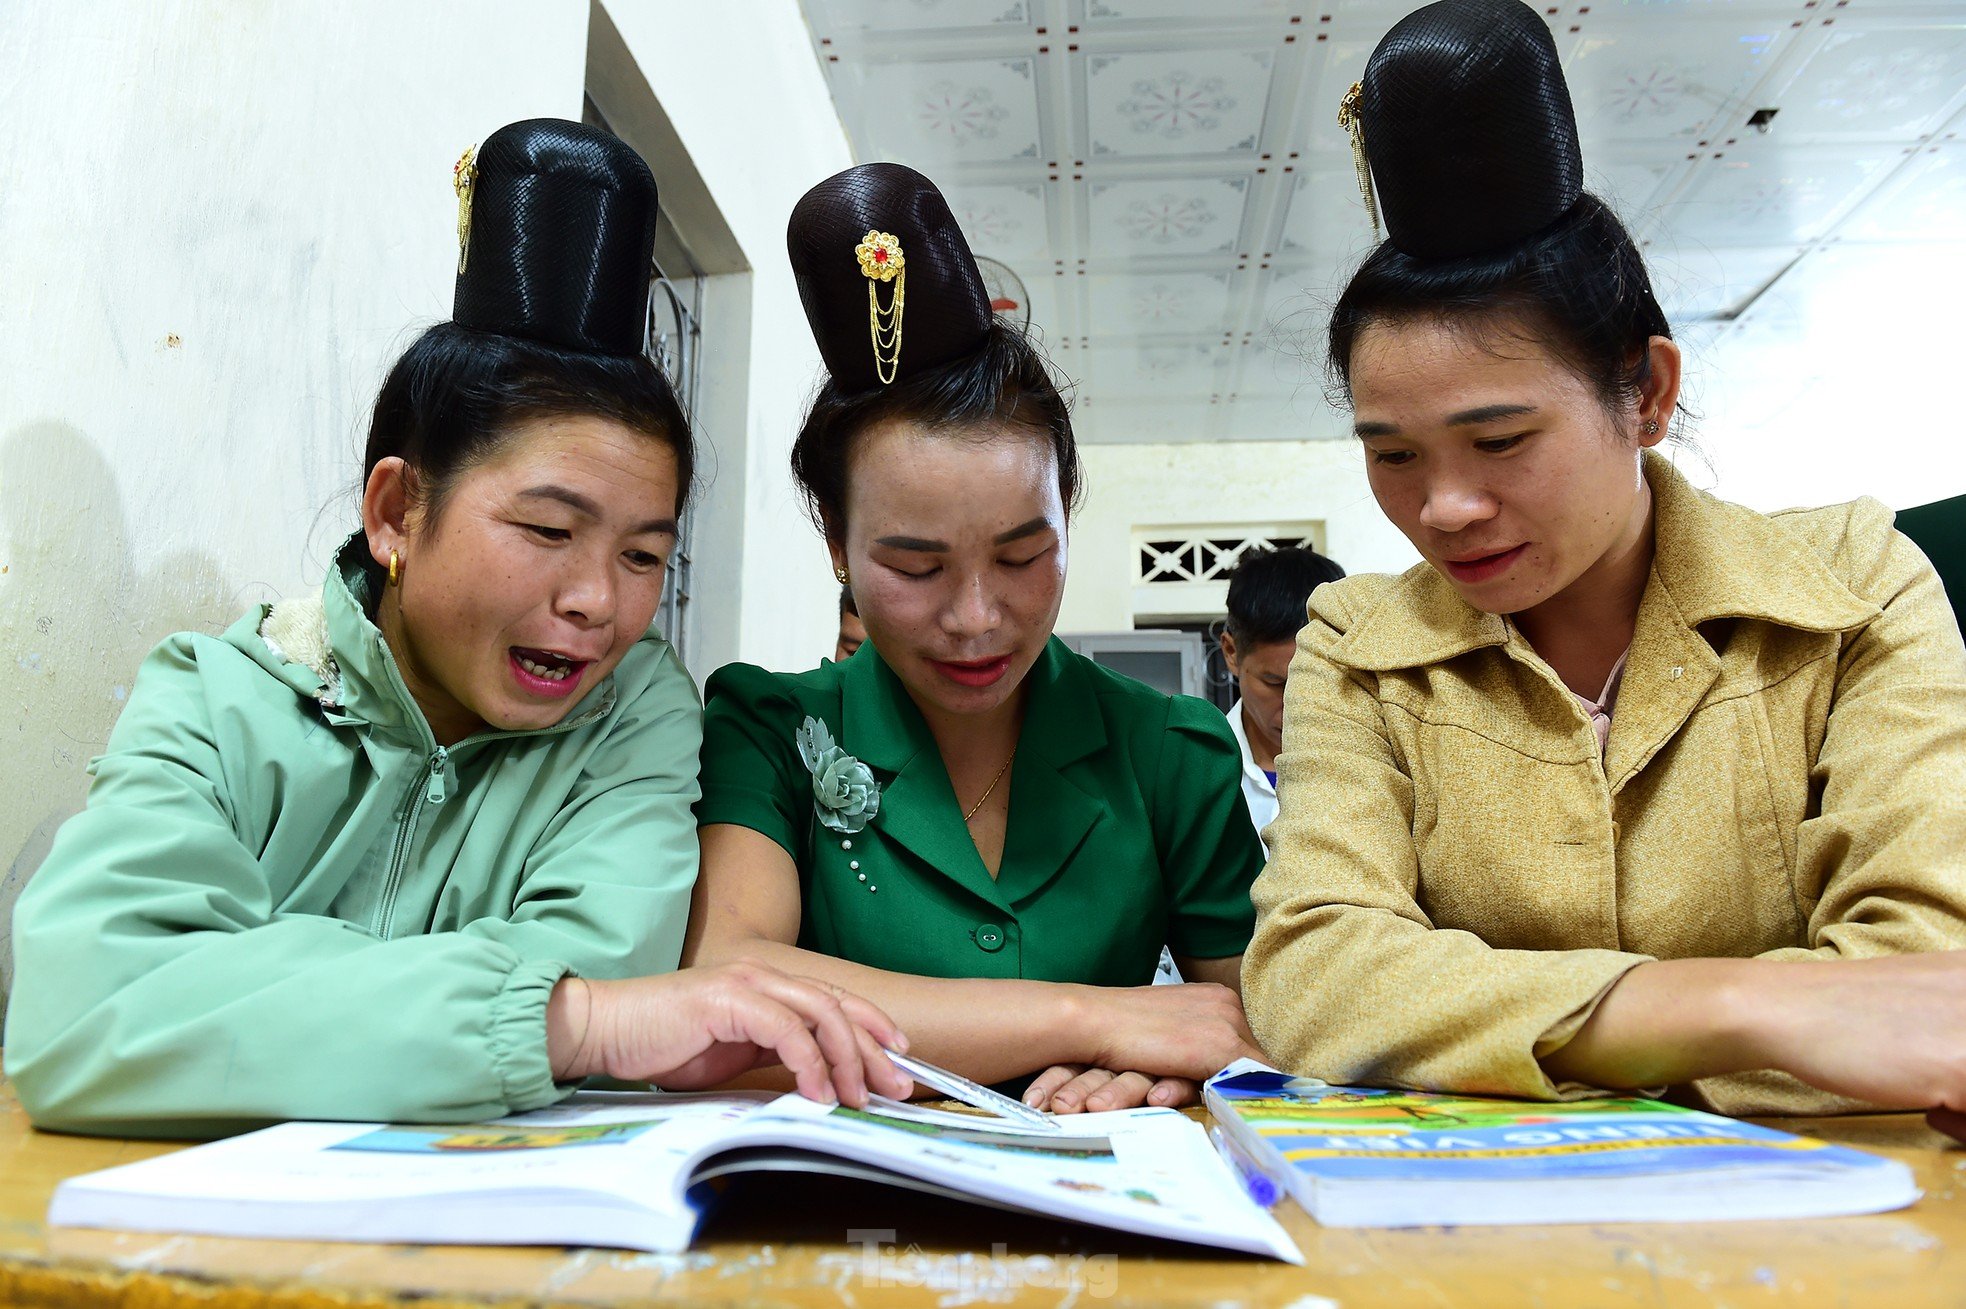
[453,144,480,275]
[855,229,906,385]
[1337,83,1380,240]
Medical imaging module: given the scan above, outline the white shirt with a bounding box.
[1225,697,1278,854]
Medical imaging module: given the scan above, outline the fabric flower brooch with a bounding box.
[797,716,881,835]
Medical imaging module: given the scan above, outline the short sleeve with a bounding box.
[696,662,811,862]
[1151,695,1264,959]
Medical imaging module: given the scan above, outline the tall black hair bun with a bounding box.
[1360,0,1583,260]
[787,162,993,392]
[452,118,658,357]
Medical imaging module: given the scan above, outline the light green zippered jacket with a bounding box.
[4,537,701,1138]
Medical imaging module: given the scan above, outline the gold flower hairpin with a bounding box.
[453,144,480,275]
[855,229,906,385]
[1337,84,1380,240]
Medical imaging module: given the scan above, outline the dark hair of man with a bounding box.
[359,322,694,590]
[1327,193,1671,422]
[1225,547,1347,649]
[789,321,1082,539]
[839,583,858,618]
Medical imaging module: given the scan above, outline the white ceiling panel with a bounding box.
[1083,271,1238,336]
[1086,178,1250,256]
[1560,17,1792,144]
[1084,49,1275,157]
[1654,140,1895,245]
[803,1,1932,444]
[854,57,1044,162]
[1751,15,1966,142]
[941,181,1053,260]
[1075,398,1219,443]
[1076,0,1295,21]
[1839,144,1966,241]
[803,0,1040,32]
[1647,243,1802,319]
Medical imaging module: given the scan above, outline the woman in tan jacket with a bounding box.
[1244,0,1966,1117]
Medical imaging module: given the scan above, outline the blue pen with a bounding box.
[1209,1125,1282,1208]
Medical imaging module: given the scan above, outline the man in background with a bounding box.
[1220,547,1346,851]
[833,584,866,664]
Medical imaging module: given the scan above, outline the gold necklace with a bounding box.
[962,755,1013,823]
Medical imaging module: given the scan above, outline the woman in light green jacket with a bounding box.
[1246,0,1966,1118]
[4,120,907,1138]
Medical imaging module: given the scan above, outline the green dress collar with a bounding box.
[838,637,1110,912]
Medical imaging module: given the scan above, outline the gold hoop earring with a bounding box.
[388,550,401,586]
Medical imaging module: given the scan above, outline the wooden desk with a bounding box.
[3,1074,1961,1308]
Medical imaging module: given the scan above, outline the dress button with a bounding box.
[975,923,1004,953]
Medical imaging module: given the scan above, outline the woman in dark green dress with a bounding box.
[684,165,1266,1114]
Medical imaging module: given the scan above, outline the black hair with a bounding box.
[1225,547,1347,648]
[361,321,694,584]
[839,583,858,618]
[1327,193,1671,421]
[789,321,1081,539]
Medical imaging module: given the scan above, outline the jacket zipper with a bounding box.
[373,745,451,940]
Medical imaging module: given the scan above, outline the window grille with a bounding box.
[1134,529,1323,586]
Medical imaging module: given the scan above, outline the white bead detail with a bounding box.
[842,839,853,850]
[857,873,867,882]
[869,885,877,893]
[849,860,860,870]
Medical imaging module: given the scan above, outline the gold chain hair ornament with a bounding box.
[453,144,480,274]
[1337,83,1381,240]
[855,229,906,385]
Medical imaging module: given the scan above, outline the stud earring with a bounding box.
[834,565,850,585]
[1642,420,1660,436]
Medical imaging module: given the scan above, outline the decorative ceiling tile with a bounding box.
[1087,178,1250,256]
[1085,50,1275,156]
[941,182,1051,260]
[1276,158,1379,264]
[1655,142,1894,245]
[1301,38,1376,154]
[805,0,1036,33]
[1084,341,1228,396]
[1561,19,1789,143]
[1074,399,1218,445]
[1646,243,1800,320]
[1079,0,1292,21]
[1585,150,1687,226]
[1753,20,1966,142]
[1255,266,1338,346]
[1085,272,1237,337]
[856,57,1043,162]
[1840,146,1966,242]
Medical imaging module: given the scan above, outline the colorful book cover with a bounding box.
[1208,1070,1887,1181]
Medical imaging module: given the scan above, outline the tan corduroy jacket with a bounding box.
[1245,452,1966,1116]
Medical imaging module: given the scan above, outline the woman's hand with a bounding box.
[1023,1065,1200,1113]
[1019,981,1263,1112]
[1545,951,1966,1111]
[546,963,914,1108]
[1750,952,1966,1110]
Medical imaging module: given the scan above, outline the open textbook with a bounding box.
[1205,1061,1919,1228]
[50,1090,1303,1261]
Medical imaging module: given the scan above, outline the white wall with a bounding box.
[0,0,588,1002]
[605,2,855,677]
[1060,439,1418,634]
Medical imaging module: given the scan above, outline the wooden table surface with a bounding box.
[3,1073,1962,1308]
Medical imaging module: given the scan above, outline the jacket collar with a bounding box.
[1329,451,1877,674]
[841,637,1107,912]
[256,533,616,747]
